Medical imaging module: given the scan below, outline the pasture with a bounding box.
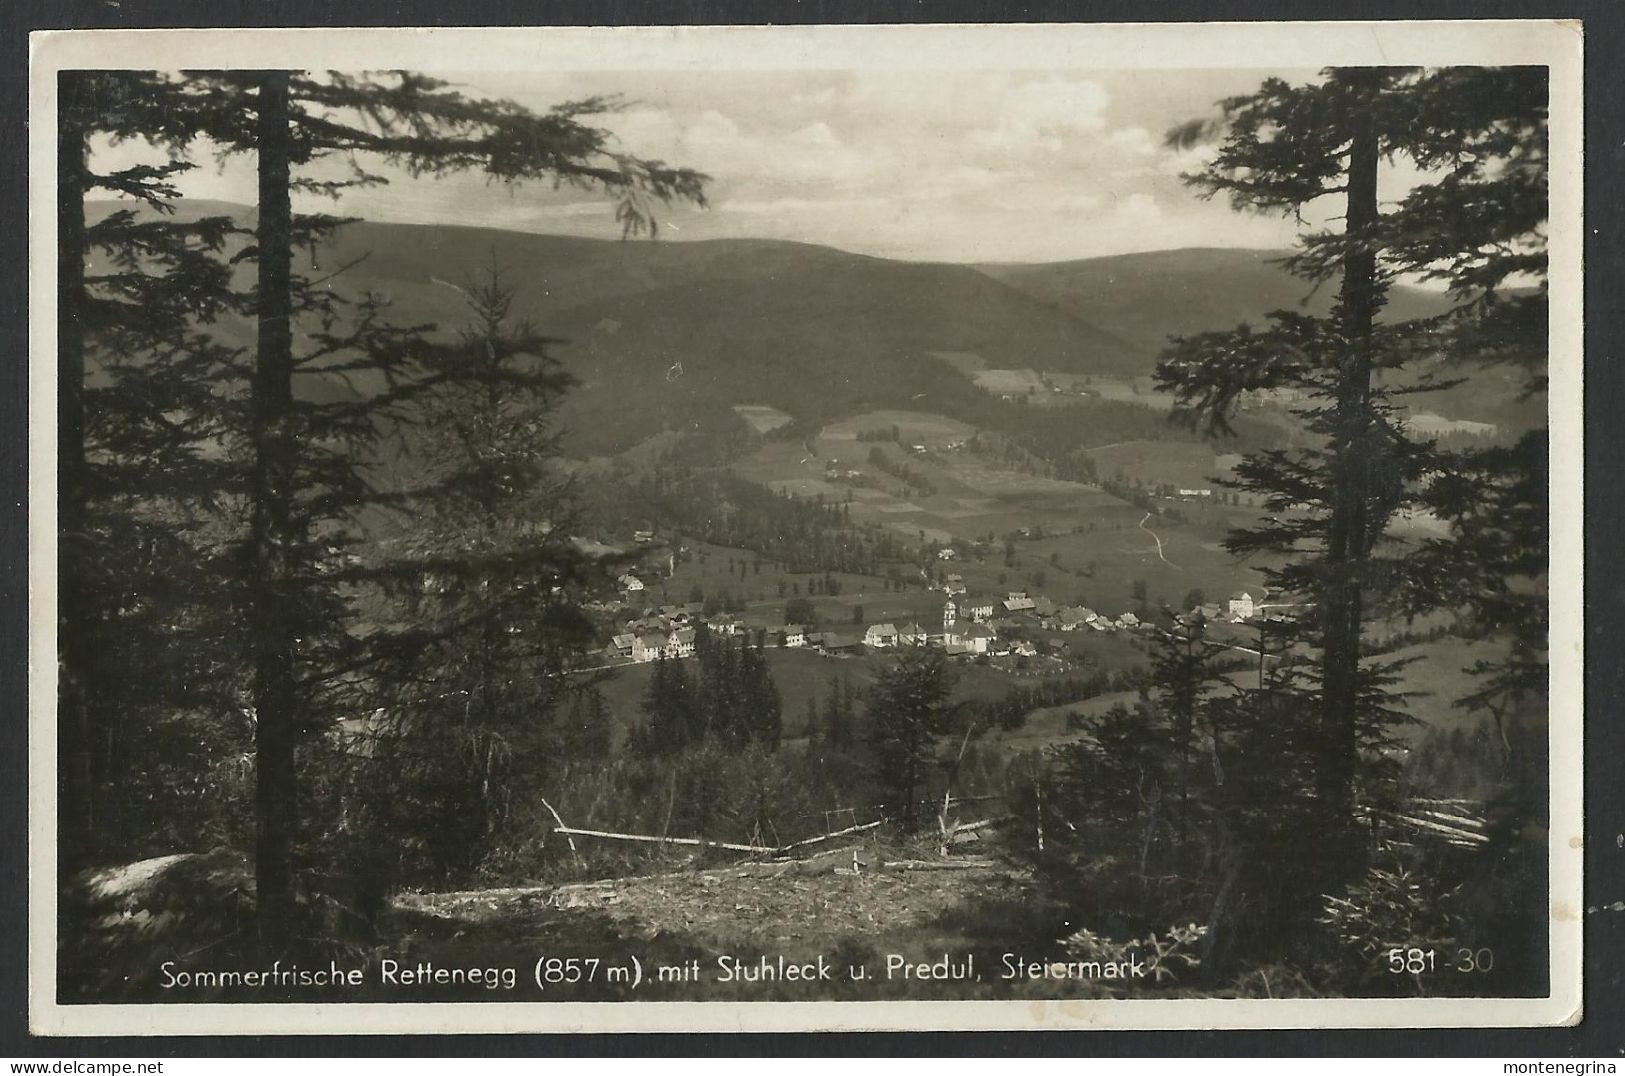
[734,414,1144,552]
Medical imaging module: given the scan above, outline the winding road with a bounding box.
[1138,511,1179,569]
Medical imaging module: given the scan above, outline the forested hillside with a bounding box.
[87,201,1145,455]
[979,247,1456,359]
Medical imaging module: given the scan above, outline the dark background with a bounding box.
[1,0,1619,1058]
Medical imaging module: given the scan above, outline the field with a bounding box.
[1078,376,1178,411]
[1382,635,1547,743]
[732,404,795,434]
[926,351,1177,413]
[725,406,1274,621]
[994,631,1543,762]
[1085,440,1235,490]
[933,511,1269,617]
[635,540,905,612]
[736,411,1157,546]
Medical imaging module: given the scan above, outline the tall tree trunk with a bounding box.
[250,70,299,951]
[1319,77,1383,848]
[57,71,96,872]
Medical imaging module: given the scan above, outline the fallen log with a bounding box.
[1375,812,1491,845]
[553,826,776,855]
[777,819,885,852]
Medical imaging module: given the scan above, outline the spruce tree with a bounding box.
[57,71,246,868]
[1147,613,1231,851]
[868,646,956,828]
[734,642,783,750]
[64,69,706,944]
[359,260,600,881]
[236,70,703,944]
[1157,66,1547,894]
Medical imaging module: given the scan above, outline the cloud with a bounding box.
[604,105,875,192]
[999,77,1111,137]
[86,68,1321,262]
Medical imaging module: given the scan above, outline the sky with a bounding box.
[96,68,1346,265]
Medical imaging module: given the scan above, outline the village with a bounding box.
[599,532,1270,669]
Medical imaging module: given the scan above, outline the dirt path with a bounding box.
[1138,511,1179,569]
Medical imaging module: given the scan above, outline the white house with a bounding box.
[666,628,696,659]
[1228,590,1257,621]
[938,547,957,561]
[1004,592,1036,613]
[963,599,997,623]
[961,622,995,654]
[784,625,808,648]
[618,573,645,592]
[632,632,665,663]
[1117,611,1141,630]
[865,622,899,648]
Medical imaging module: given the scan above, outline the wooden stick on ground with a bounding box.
[554,826,776,855]
[537,796,584,869]
[777,819,885,852]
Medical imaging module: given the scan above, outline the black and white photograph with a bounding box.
[26,21,1583,1035]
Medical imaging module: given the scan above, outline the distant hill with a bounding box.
[978,247,1457,361]
[90,201,1148,454]
[87,204,1532,454]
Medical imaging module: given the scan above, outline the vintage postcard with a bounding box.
[27,20,1583,1034]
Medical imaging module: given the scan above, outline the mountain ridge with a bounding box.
[87,201,1509,454]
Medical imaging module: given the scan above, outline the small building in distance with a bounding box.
[962,598,997,623]
[1228,590,1257,621]
[961,622,995,655]
[618,573,645,593]
[1056,605,1096,631]
[667,627,696,659]
[632,632,665,663]
[811,631,864,655]
[865,622,900,648]
[1003,592,1036,614]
